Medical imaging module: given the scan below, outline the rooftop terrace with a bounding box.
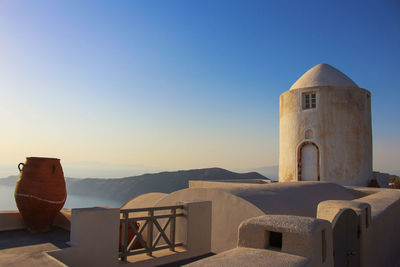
[1,182,400,266]
[0,227,69,267]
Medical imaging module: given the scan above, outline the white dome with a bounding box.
[290,64,358,90]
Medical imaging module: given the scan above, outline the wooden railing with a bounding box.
[119,205,185,261]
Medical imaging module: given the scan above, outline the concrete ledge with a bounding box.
[345,186,377,199]
[0,210,24,231]
[357,188,400,218]
[186,247,310,267]
[54,209,71,231]
[238,215,330,237]
[125,249,212,267]
[0,209,71,232]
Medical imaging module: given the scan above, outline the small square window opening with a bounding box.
[303,92,316,110]
[268,231,283,250]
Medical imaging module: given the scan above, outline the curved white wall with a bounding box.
[225,182,355,217]
[133,182,355,253]
[154,187,265,253]
[120,192,167,209]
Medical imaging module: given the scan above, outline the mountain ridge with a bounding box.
[0,167,268,203]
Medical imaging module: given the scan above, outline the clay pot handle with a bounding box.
[18,163,25,173]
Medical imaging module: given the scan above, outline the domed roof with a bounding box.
[290,64,358,90]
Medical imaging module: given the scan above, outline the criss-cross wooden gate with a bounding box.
[119,205,184,261]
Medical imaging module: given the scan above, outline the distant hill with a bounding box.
[0,175,18,186]
[0,168,268,203]
[235,165,278,181]
[392,170,400,177]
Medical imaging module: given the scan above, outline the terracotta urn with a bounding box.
[119,221,141,251]
[14,157,67,232]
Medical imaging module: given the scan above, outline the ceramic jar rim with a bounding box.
[26,157,60,161]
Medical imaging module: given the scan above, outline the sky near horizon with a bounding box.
[0,0,399,178]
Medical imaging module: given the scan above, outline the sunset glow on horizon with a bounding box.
[1,1,399,178]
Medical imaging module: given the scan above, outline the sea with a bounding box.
[0,185,123,211]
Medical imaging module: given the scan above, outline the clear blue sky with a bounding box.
[0,0,399,177]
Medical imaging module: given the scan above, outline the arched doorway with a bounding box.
[297,142,320,181]
[332,209,360,267]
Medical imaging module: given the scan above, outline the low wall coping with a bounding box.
[240,215,330,236]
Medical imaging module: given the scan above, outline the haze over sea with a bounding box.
[0,185,122,211]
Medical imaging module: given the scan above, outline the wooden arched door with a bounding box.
[298,142,320,181]
[332,209,360,267]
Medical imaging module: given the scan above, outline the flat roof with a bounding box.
[0,227,69,266]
